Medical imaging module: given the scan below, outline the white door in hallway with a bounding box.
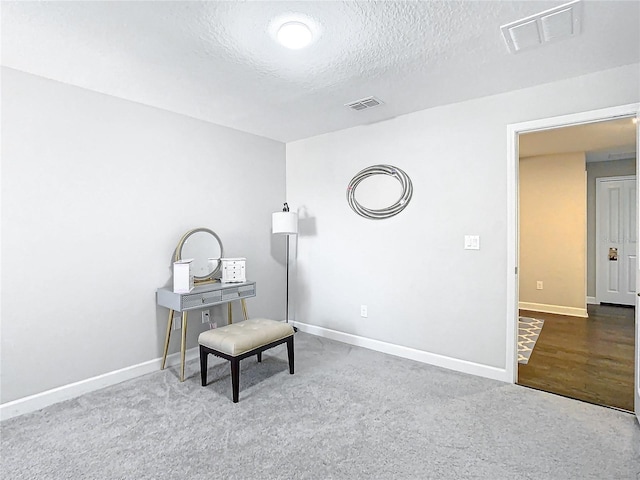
[596,176,637,306]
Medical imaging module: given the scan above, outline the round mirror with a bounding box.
[174,228,224,283]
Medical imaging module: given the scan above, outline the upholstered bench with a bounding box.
[198,318,295,403]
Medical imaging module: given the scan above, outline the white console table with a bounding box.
[156,281,256,381]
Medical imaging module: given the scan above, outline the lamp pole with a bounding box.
[272,203,298,325]
[285,233,290,323]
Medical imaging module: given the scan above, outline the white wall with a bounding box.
[287,63,640,377]
[1,67,286,404]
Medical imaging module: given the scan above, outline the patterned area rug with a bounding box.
[518,317,544,364]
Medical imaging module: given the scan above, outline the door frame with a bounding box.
[506,102,639,385]
[595,175,637,306]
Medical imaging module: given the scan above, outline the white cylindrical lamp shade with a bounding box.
[272,211,298,235]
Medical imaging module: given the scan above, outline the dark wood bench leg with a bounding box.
[200,345,208,386]
[231,358,240,403]
[200,335,294,402]
[287,336,294,374]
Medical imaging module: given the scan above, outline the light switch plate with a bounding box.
[464,235,480,250]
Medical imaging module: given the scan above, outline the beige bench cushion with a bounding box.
[198,318,294,356]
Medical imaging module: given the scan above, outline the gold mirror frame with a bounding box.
[174,227,224,284]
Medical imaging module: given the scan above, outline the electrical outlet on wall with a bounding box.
[201,310,210,324]
[464,235,480,250]
[360,305,368,318]
[172,315,182,330]
[536,281,543,290]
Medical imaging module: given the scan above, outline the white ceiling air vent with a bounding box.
[501,0,582,54]
[345,96,384,111]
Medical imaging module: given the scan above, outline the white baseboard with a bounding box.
[291,321,510,383]
[586,296,597,305]
[519,301,588,318]
[0,348,200,422]
[2,323,513,421]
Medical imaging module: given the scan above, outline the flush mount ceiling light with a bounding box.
[277,21,313,49]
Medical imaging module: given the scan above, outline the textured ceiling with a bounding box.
[2,1,639,142]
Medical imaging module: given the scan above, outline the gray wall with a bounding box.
[1,68,286,403]
[287,63,639,374]
[586,158,637,297]
[2,62,638,405]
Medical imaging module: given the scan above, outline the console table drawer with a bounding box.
[182,290,223,309]
[156,281,256,312]
[221,284,255,301]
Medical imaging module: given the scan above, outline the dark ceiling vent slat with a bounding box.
[345,96,384,111]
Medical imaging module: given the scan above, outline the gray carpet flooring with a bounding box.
[2,332,639,479]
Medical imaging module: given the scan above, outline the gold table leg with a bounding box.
[180,311,188,382]
[241,299,249,320]
[161,309,174,370]
[165,298,250,381]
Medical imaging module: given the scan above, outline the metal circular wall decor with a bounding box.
[346,164,413,219]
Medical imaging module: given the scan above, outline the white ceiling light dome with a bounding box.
[269,14,320,50]
[277,21,313,49]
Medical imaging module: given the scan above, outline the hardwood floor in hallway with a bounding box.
[517,304,635,412]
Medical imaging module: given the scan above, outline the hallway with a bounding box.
[518,304,635,412]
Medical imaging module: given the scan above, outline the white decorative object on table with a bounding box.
[173,259,194,293]
[221,258,246,283]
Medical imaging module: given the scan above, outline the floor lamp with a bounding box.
[272,203,298,323]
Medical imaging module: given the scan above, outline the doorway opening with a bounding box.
[506,104,639,415]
